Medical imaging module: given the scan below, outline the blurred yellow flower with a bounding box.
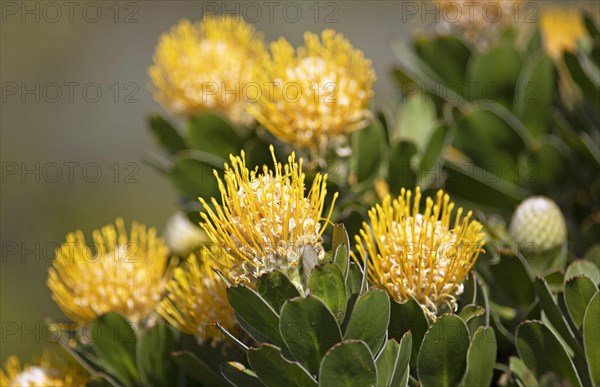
[540,7,587,59]
[248,30,375,152]
[434,0,519,29]
[47,218,171,324]
[353,187,485,317]
[200,146,338,283]
[158,250,236,342]
[149,16,266,124]
[1,350,88,387]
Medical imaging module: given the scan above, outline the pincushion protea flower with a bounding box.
[248,29,375,152]
[149,16,266,124]
[199,146,338,283]
[353,187,485,317]
[540,7,587,60]
[47,219,171,324]
[158,249,236,342]
[434,0,520,29]
[509,196,567,252]
[1,350,88,386]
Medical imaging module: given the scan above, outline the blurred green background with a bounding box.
[0,0,587,364]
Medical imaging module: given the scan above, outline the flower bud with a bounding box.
[163,212,208,256]
[509,196,567,253]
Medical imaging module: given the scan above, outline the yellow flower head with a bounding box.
[47,219,171,324]
[353,187,485,317]
[540,7,588,59]
[1,350,88,387]
[158,249,236,342]
[248,29,376,152]
[149,16,266,124]
[200,146,338,283]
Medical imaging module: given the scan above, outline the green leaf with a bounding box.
[332,224,350,279]
[215,323,249,353]
[394,94,437,152]
[533,278,583,357]
[418,125,450,189]
[391,67,418,95]
[584,292,600,385]
[489,301,517,321]
[138,324,178,386]
[584,220,600,255]
[86,375,115,387]
[514,54,555,137]
[187,112,242,160]
[564,276,598,328]
[544,270,565,294]
[227,285,286,348]
[221,362,263,387]
[319,340,377,387]
[93,312,140,385]
[53,327,119,387]
[391,332,412,387]
[376,339,399,387]
[414,35,471,94]
[375,334,413,387]
[343,289,390,354]
[516,320,582,386]
[552,111,600,168]
[584,244,600,268]
[310,263,347,323]
[345,263,363,299]
[453,106,526,183]
[351,119,385,184]
[280,296,342,374]
[564,52,600,108]
[458,305,485,324]
[488,252,535,309]
[389,297,429,368]
[172,351,229,387]
[256,270,301,313]
[583,12,600,37]
[443,162,528,209]
[333,245,348,276]
[247,344,317,387]
[460,273,478,308]
[417,315,470,387]
[390,40,464,105]
[148,114,187,154]
[171,156,222,200]
[463,326,497,387]
[467,43,523,105]
[509,356,539,387]
[565,259,600,285]
[387,140,418,195]
[524,138,570,190]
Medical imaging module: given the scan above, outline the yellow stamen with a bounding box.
[248,29,376,152]
[158,249,235,342]
[353,187,485,318]
[47,219,171,324]
[199,146,337,283]
[149,16,267,124]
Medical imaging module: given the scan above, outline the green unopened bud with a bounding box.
[509,196,567,252]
